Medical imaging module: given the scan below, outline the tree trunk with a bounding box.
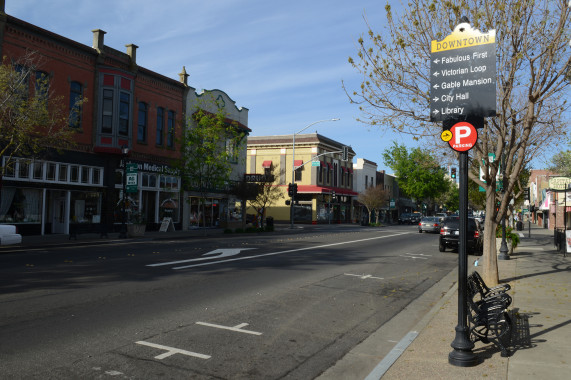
[482,188,500,286]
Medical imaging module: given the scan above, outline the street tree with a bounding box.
[179,95,247,228]
[347,0,571,285]
[549,150,571,177]
[357,184,390,224]
[382,142,449,208]
[1,52,81,208]
[248,166,284,229]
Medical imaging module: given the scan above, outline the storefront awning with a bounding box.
[294,160,303,168]
[327,163,333,170]
[262,160,272,168]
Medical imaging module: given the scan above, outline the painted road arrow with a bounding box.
[147,248,256,267]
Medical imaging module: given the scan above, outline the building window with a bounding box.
[33,162,44,180]
[101,89,114,133]
[333,163,338,186]
[97,73,133,144]
[226,138,238,163]
[59,164,68,182]
[318,164,323,183]
[156,107,164,146]
[69,81,83,128]
[119,92,130,136]
[294,168,302,182]
[137,102,147,143]
[35,71,49,99]
[167,110,175,148]
[365,175,368,189]
[70,165,79,183]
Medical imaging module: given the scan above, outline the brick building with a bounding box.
[0,3,189,235]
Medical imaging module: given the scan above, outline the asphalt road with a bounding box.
[0,225,457,379]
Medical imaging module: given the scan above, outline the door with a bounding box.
[52,197,66,234]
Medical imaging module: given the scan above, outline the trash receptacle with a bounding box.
[516,221,523,231]
[266,217,274,228]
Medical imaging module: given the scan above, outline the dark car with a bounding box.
[418,216,441,233]
[410,212,421,224]
[439,216,482,254]
[398,213,412,224]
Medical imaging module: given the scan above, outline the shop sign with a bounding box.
[548,177,571,191]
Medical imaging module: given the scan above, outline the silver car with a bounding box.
[418,216,441,233]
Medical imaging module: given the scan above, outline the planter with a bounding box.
[495,237,514,256]
[127,224,146,237]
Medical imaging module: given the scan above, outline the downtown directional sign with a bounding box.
[430,23,496,123]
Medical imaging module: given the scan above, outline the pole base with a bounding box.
[449,349,479,367]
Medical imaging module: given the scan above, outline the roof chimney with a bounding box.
[179,66,189,86]
[125,43,138,68]
[92,29,106,53]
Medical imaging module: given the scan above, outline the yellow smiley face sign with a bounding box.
[441,130,453,142]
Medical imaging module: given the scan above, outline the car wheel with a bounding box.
[439,242,445,252]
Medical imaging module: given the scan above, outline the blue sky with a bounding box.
[7,0,419,172]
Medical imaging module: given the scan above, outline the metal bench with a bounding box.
[467,272,512,357]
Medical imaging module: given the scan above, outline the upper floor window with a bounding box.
[119,92,130,136]
[167,110,175,148]
[35,71,49,99]
[156,107,164,146]
[69,81,83,129]
[137,102,147,143]
[98,73,132,139]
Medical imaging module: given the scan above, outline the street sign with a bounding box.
[448,122,477,152]
[430,23,496,123]
[126,163,138,193]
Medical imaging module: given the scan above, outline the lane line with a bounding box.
[170,232,410,270]
[196,321,262,336]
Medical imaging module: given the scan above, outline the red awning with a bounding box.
[348,167,353,173]
[327,163,333,170]
[342,167,348,173]
[262,160,272,168]
[294,160,303,167]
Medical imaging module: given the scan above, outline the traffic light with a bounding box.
[342,146,349,161]
[288,183,294,197]
[293,183,298,196]
[451,167,456,179]
[524,188,530,200]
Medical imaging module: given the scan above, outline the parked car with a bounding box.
[439,216,483,254]
[418,217,441,233]
[398,213,412,224]
[410,212,422,224]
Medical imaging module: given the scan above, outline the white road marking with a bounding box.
[399,253,431,260]
[147,248,256,267]
[135,341,210,360]
[196,321,262,335]
[169,232,409,270]
[344,273,384,280]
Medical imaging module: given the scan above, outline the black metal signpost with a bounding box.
[431,20,496,367]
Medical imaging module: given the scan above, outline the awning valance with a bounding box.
[262,160,272,168]
[294,160,303,167]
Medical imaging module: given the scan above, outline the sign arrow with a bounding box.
[433,97,439,102]
[433,58,440,64]
[432,109,440,115]
[147,248,256,267]
[433,71,440,77]
[433,84,439,89]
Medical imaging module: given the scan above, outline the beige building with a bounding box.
[246,134,356,224]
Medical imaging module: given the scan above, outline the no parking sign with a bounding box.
[441,121,478,152]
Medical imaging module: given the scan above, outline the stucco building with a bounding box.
[246,134,356,224]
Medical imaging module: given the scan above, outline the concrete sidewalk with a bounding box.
[358,225,570,380]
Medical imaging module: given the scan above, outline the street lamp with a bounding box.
[290,118,339,229]
[119,144,129,238]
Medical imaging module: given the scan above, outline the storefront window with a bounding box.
[70,191,101,223]
[0,187,42,223]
